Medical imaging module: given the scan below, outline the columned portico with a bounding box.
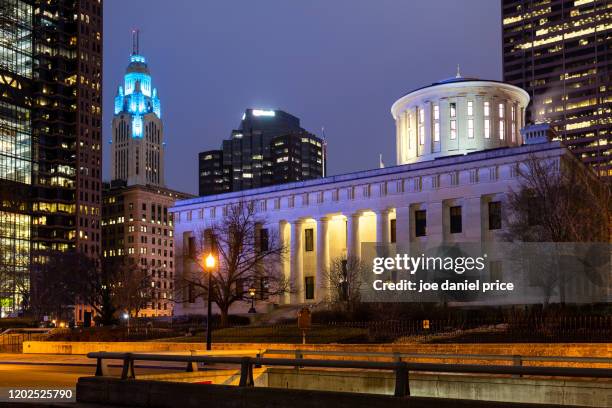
[347,213,361,260]
[316,216,330,301]
[290,220,304,303]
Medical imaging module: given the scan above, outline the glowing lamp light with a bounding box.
[204,253,216,270]
[252,109,275,117]
[122,312,129,320]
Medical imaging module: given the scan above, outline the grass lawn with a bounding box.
[153,325,370,344]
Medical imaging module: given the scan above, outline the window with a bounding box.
[415,210,426,237]
[418,108,425,145]
[484,101,490,117]
[450,102,456,117]
[499,120,505,140]
[484,119,490,138]
[390,219,396,243]
[304,228,314,252]
[305,276,314,300]
[498,103,505,118]
[450,206,462,234]
[488,201,502,230]
[433,105,440,142]
[467,100,473,116]
[450,120,457,140]
[259,228,269,251]
[468,118,474,138]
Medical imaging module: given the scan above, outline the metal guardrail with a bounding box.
[261,349,612,366]
[87,351,612,398]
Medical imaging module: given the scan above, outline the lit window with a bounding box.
[484,101,490,117]
[467,101,473,116]
[450,102,456,118]
[499,120,505,140]
[450,120,457,140]
[433,105,440,142]
[499,103,505,118]
[484,119,490,139]
[468,118,474,138]
[418,108,425,145]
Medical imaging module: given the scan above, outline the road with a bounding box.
[0,353,183,388]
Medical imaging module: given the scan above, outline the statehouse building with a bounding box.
[170,75,587,315]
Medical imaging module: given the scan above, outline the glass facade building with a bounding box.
[0,0,103,316]
[198,109,326,196]
[502,0,612,177]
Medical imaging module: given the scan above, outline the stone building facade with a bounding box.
[170,77,582,316]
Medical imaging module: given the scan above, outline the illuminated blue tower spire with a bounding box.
[114,30,162,123]
[111,30,165,187]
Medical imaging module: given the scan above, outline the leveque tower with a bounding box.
[111,35,164,188]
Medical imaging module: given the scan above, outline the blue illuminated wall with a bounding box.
[114,53,162,138]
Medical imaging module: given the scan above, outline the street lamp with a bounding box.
[202,253,216,351]
[248,287,257,314]
[122,312,130,337]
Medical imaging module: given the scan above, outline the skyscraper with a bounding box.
[199,109,326,196]
[111,31,164,188]
[0,0,103,316]
[102,35,192,318]
[502,0,611,177]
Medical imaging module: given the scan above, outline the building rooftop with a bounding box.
[173,140,565,209]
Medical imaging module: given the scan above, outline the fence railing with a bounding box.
[87,351,612,398]
[261,349,612,369]
[0,329,51,353]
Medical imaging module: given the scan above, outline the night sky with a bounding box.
[103,0,502,195]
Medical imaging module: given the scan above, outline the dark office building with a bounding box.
[0,0,103,316]
[502,0,611,177]
[198,150,229,196]
[198,109,326,196]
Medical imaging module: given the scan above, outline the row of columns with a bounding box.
[283,196,485,304]
[285,209,392,304]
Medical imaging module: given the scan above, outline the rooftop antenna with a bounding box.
[379,154,385,169]
[456,64,461,78]
[132,28,139,55]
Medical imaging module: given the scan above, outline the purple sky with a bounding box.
[103,0,502,195]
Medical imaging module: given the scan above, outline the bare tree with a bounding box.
[504,155,611,306]
[109,257,152,318]
[505,154,611,243]
[180,201,289,325]
[323,255,366,312]
[29,251,96,322]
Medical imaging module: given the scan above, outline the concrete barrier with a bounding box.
[266,368,612,407]
[76,376,587,408]
[23,340,612,356]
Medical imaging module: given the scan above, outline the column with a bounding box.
[395,206,410,247]
[346,213,361,260]
[290,220,303,304]
[464,196,483,241]
[316,217,330,302]
[376,209,391,244]
[428,201,444,244]
[279,221,290,305]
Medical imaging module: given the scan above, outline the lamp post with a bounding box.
[122,312,130,337]
[203,253,216,351]
[248,287,256,314]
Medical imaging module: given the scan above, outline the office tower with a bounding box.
[502,0,611,177]
[198,109,326,196]
[102,35,192,318]
[0,0,103,316]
